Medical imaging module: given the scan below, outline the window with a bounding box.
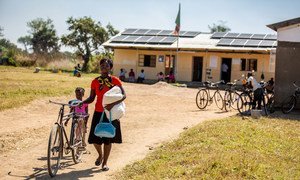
[241,58,257,71]
[139,55,156,67]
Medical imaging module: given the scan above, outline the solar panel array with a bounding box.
[110,28,201,45]
[211,32,277,48]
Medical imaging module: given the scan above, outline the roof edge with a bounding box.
[267,17,300,31]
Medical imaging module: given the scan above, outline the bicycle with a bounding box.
[47,100,89,177]
[196,80,224,110]
[281,82,300,114]
[237,82,273,116]
[223,80,242,111]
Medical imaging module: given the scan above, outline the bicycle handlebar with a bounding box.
[49,100,82,107]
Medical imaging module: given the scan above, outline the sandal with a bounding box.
[95,157,102,166]
[102,165,109,171]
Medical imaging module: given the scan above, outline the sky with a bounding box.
[0,0,300,51]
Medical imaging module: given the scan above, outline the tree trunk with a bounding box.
[82,53,90,72]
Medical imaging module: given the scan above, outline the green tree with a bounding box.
[61,16,117,72]
[208,20,231,33]
[106,23,119,37]
[17,35,32,52]
[27,18,60,55]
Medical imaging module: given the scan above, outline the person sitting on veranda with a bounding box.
[137,69,145,83]
[119,68,126,81]
[128,69,135,83]
[157,72,164,81]
[165,70,175,83]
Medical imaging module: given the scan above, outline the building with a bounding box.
[103,29,276,84]
[267,17,300,105]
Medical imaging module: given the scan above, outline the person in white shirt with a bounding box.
[221,63,229,83]
[137,69,145,83]
[247,72,263,109]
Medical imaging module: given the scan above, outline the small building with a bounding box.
[103,29,276,84]
[267,17,300,105]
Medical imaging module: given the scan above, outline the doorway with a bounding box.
[165,55,176,76]
[193,56,203,81]
[221,58,232,83]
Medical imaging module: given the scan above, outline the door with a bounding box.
[193,56,203,81]
[165,55,176,76]
[221,58,232,83]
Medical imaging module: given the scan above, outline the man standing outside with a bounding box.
[247,72,263,109]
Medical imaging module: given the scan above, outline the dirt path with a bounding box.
[0,82,236,179]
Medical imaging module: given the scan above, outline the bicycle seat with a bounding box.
[68,99,82,107]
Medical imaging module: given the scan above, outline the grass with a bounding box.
[118,117,300,179]
[0,66,98,111]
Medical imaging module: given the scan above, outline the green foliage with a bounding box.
[26,18,60,54]
[118,117,300,179]
[208,20,231,33]
[17,35,32,52]
[106,23,119,37]
[62,16,118,72]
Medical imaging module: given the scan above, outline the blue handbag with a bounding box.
[94,111,116,138]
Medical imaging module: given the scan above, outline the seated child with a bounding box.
[157,72,164,81]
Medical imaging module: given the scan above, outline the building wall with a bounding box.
[113,48,275,83]
[274,42,300,105]
[278,24,300,42]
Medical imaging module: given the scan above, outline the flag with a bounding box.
[174,3,181,35]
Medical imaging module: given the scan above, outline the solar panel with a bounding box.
[217,38,234,46]
[148,36,165,43]
[224,33,240,38]
[145,29,161,36]
[111,35,128,42]
[135,36,154,43]
[211,32,227,39]
[264,34,277,40]
[179,31,187,36]
[160,37,177,44]
[122,36,140,42]
[244,39,262,47]
[251,34,266,40]
[231,39,248,46]
[122,29,138,35]
[157,30,173,36]
[134,29,150,35]
[259,40,276,47]
[237,33,253,39]
[182,31,200,37]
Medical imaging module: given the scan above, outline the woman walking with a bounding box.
[82,58,126,171]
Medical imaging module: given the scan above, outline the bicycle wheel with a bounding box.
[214,91,224,110]
[70,120,83,164]
[196,89,209,109]
[47,124,62,177]
[281,95,296,114]
[224,91,231,111]
[230,92,241,110]
[237,93,252,115]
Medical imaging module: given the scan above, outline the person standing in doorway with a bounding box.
[221,63,229,83]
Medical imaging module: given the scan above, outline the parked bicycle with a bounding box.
[223,80,242,111]
[196,80,224,110]
[47,100,89,177]
[281,82,300,114]
[237,81,274,116]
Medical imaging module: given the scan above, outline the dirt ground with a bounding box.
[0,82,236,179]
